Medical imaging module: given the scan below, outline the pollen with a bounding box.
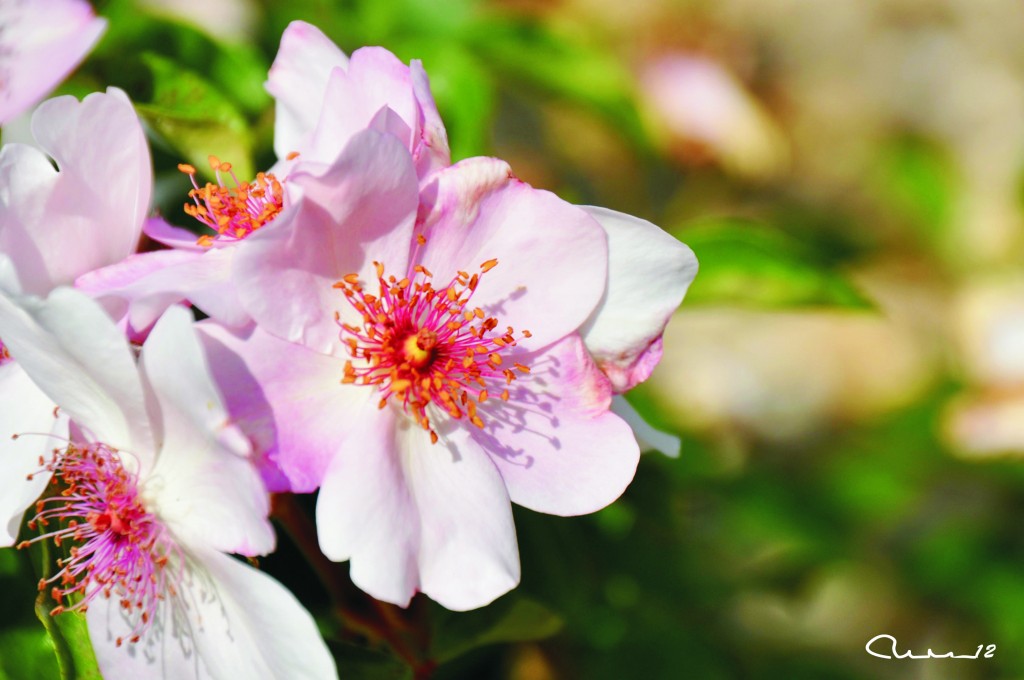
[0,338,9,364]
[334,258,531,443]
[179,156,284,247]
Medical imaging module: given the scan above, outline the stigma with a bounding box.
[18,442,183,647]
[334,257,532,443]
[178,156,285,247]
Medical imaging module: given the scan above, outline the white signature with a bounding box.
[866,634,995,660]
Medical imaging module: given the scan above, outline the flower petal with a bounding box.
[317,405,421,606]
[0,362,65,546]
[610,394,680,458]
[474,333,640,516]
[306,47,418,164]
[13,89,150,291]
[578,206,697,392]
[417,158,608,351]
[407,425,521,611]
[197,322,366,492]
[142,216,208,251]
[78,248,250,330]
[235,130,418,355]
[265,20,349,161]
[316,403,521,611]
[409,60,450,179]
[0,287,152,456]
[87,547,337,680]
[0,0,106,124]
[140,306,273,557]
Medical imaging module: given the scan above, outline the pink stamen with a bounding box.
[18,442,184,647]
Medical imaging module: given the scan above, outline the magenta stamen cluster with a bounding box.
[0,338,10,365]
[333,255,532,443]
[19,442,184,647]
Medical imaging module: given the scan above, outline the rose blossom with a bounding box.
[201,131,695,609]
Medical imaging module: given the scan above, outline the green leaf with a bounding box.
[328,641,412,680]
[34,600,100,680]
[24,528,99,679]
[136,53,254,181]
[0,626,60,680]
[430,595,564,663]
[677,219,874,309]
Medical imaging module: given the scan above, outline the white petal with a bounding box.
[0,287,151,455]
[317,405,421,606]
[87,547,337,680]
[407,425,521,611]
[316,404,521,611]
[579,206,698,392]
[140,306,273,557]
[0,362,66,546]
[610,395,680,458]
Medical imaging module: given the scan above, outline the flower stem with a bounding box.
[271,493,436,676]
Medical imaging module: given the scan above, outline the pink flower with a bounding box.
[81,20,449,331]
[0,288,337,679]
[0,89,150,545]
[0,0,106,124]
[202,138,695,610]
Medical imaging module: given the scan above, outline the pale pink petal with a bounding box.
[0,362,65,546]
[24,89,150,285]
[140,306,273,556]
[316,403,520,611]
[409,60,450,179]
[474,334,640,516]
[0,0,106,124]
[197,322,367,492]
[88,547,337,680]
[0,287,152,456]
[317,405,420,606]
[78,248,250,330]
[406,426,521,611]
[417,158,608,350]
[143,216,208,251]
[610,395,680,458]
[265,20,349,161]
[578,206,697,392]
[0,142,60,293]
[235,130,418,355]
[306,48,418,164]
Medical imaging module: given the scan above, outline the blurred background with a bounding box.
[5,0,1024,678]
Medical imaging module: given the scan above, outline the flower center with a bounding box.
[18,442,183,647]
[0,338,10,365]
[334,258,532,443]
[178,155,287,247]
